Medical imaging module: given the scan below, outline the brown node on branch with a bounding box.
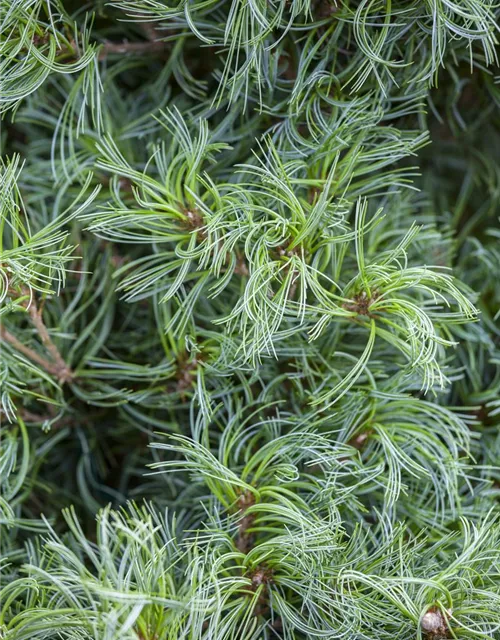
[348,428,373,451]
[184,207,204,229]
[275,239,310,264]
[118,177,134,192]
[175,355,199,399]
[276,244,302,259]
[222,251,249,277]
[342,290,380,317]
[270,245,306,302]
[182,206,207,242]
[136,630,158,640]
[313,0,339,19]
[247,564,274,618]
[249,565,274,591]
[308,185,322,204]
[421,607,452,639]
[233,253,249,277]
[56,38,79,63]
[32,32,50,47]
[472,404,495,428]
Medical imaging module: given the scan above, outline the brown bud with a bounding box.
[421,607,451,639]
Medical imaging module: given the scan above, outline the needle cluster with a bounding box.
[1,1,500,639]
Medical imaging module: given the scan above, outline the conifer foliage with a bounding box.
[1,1,500,638]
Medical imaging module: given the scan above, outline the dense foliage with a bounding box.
[1,1,500,638]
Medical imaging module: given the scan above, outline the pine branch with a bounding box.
[3,288,73,384]
[1,1,500,638]
[1,326,65,380]
[98,39,169,60]
[24,296,73,384]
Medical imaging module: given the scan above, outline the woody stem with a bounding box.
[2,289,73,383]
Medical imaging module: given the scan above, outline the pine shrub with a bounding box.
[1,1,500,638]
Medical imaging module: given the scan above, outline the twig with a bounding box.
[1,325,73,383]
[47,33,169,63]
[0,406,73,429]
[3,287,73,383]
[26,300,73,383]
[98,39,168,60]
[236,491,256,553]
[1,325,64,379]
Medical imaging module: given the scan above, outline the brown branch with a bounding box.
[348,428,372,450]
[247,565,274,618]
[233,254,249,277]
[176,356,199,399]
[25,299,73,383]
[2,287,73,383]
[31,30,169,64]
[234,492,276,621]
[98,39,168,60]
[1,326,63,379]
[0,406,73,429]
[236,491,256,553]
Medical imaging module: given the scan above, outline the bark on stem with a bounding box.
[1,326,60,377]
[2,288,73,383]
[26,300,73,383]
[98,39,168,60]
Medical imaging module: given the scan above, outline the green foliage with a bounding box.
[1,0,499,638]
